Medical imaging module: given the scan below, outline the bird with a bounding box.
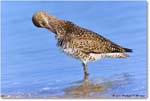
[32,11,132,82]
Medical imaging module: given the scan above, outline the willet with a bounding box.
[32,11,132,82]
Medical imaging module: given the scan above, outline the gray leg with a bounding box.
[82,63,89,82]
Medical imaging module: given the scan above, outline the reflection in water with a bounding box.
[63,73,131,98]
[64,82,107,98]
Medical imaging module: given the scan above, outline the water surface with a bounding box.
[1,1,147,98]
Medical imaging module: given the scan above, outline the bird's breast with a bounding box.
[57,40,96,63]
[57,40,77,57]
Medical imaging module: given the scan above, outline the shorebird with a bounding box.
[32,11,132,81]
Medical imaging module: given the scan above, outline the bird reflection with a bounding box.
[64,80,111,98]
[64,73,131,98]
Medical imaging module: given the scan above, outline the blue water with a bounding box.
[1,1,147,98]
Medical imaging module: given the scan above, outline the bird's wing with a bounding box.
[69,31,125,54]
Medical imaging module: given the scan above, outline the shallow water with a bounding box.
[1,1,147,98]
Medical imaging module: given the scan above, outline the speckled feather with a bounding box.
[32,12,132,63]
[56,21,131,63]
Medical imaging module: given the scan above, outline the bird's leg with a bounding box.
[82,63,89,82]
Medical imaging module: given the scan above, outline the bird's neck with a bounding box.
[55,32,66,40]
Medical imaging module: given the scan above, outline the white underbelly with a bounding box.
[58,44,128,63]
[62,48,75,54]
[89,53,129,60]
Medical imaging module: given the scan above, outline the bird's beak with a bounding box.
[45,23,56,33]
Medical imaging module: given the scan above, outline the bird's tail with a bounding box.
[124,48,133,52]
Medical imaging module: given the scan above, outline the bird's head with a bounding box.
[32,11,61,33]
[32,11,75,38]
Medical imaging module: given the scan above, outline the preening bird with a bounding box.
[32,11,132,81]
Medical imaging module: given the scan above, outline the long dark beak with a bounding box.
[45,23,56,34]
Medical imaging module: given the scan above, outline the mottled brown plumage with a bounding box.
[32,11,132,81]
